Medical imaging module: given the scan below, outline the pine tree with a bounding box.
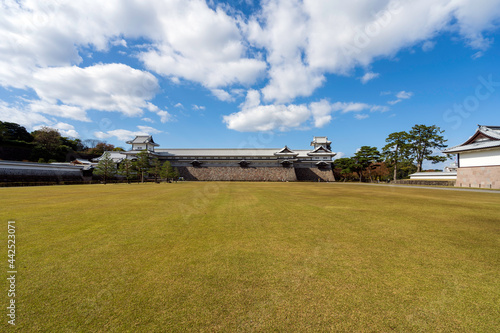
[382,131,411,181]
[173,167,180,181]
[160,161,173,182]
[149,157,162,183]
[408,124,448,172]
[353,146,382,182]
[118,158,135,183]
[134,150,150,183]
[94,152,116,184]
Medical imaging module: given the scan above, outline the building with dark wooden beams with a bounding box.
[114,136,336,181]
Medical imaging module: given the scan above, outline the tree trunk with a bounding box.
[417,161,422,173]
[393,162,397,182]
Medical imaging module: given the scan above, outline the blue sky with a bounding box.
[1,0,500,169]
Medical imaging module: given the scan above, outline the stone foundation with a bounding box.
[395,180,456,186]
[455,166,500,189]
[295,167,335,182]
[178,166,298,181]
[176,165,335,182]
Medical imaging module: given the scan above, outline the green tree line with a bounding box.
[334,124,448,182]
[95,151,180,184]
[0,121,121,162]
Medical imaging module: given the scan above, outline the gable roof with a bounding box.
[93,151,127,163]
[307,145,335,156]
[311,136,331,145]
[126,135,159,146]
[274,146,299,156]
[443,125,500,153]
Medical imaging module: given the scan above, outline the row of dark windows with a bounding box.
[167,156,328,161]
[173,156,274,160]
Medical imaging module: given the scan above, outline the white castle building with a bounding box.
[443,125,500,188]
[101,136,337,181]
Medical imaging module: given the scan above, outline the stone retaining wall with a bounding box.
[177,165,335,182]
[178,166,298,181]
[395,180,456,186]
[295,167,335,182]
[455,166,500,189]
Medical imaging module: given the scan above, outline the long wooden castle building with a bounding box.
[111,136,336,181]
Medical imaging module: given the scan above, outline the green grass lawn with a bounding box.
[1,182,499,332]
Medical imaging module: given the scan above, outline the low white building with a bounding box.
[409,171,457,181]
[443,125,500,188]
[409,163,458,181]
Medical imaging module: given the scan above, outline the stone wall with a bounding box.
[177,165,335,182]
[395,180,456,186]
[295,167,335,182]
[455,166,500,189]
[178,166,298,181]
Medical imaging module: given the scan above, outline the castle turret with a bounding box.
[310,136,332,151]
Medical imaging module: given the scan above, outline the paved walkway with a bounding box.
[334,182,500,194]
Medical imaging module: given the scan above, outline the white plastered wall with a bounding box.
[459,148,500,167]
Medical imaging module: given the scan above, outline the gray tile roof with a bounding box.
[154,148,317,158]
[311,136,331,144]
[478,125,500,140]
[126,135,159,145]
[443,140,500,153]
[93,151,126,163]
[308,146,335,155]
[444,125,500,153]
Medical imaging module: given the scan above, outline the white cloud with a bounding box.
[156,110,172,123]
[310,100,334,128]
[137,125,162,134]
[333,152,346,160]
[174,103,184,108]
[211,89,233,101]
[388,90,413,105]
[370,105,390,113]
[246,0,500,102]
[142,118,155,123]
[472,51,484,59]
[331,102,373,113]
[31,63,159,118]
[53,122,80,138]
[422,40,436,52]
[146,102,171,123]
[388,99,401,105]
[0,101,50,129]
[29,101,90,122]
[94,125,162,142]
[146,103,159,113]
[261,61,325,103]
[137,0,267,89]
[0,101,81,136]
[396,91,413,99]
[223,90,387,132]
[1,0,500,130]
[110,39,127,48]
[360,72,380,84]
[354,114,369,120]
[192,105,206,111]
[223,90,311,132]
